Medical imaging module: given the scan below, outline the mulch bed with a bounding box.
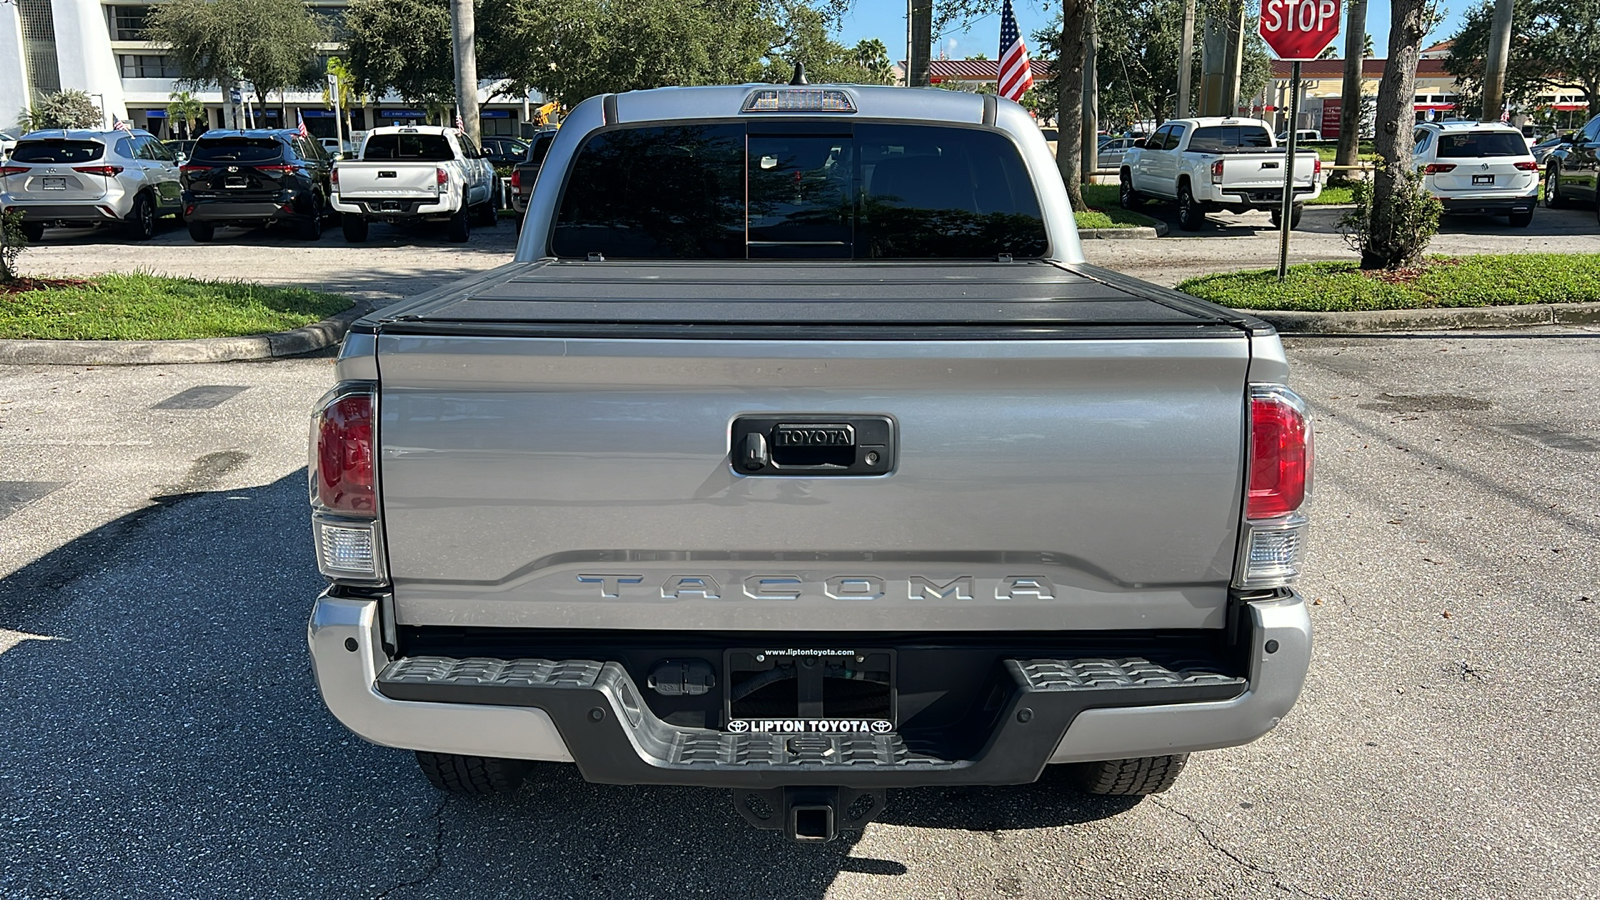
[0,277,91,296]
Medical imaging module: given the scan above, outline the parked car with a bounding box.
[508,128,558,219]
[0,132,18,158]
[0,128,182,241]
[1095,136,1140,169]
[320,137,357,158]
[1530,134,1565,165]
[1120,117,1322,230]
[1543,113,1600,211]
[1276,129,1323,144]
[306,84,1314,844]
[180,129,334,241]
[165,139,197,164]
[479,135,530,167]
[1413,121,1537,227]
[330,125,498,242]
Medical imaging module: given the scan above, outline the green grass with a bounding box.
[1311,141,1379,162]
[0,272,352,340]
[1307,184,1355,205]
[1076,183,1162,229]
[1177,254,1600,312]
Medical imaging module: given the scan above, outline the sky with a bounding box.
[833,0,1480,65]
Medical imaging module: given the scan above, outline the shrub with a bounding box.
[0,209,27,283]
[1339,164,1442,270]
[18,90,104,131]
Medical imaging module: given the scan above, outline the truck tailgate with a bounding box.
[372,262,1255,633]
[1221,152,1318,190]
[334,161,441,199]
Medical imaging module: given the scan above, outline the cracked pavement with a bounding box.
[1,321,1597,896]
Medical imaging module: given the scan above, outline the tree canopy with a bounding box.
[18,90,103,131]
[342,0,457,107]
[147,0,325,107]
[1444,0,1600,113]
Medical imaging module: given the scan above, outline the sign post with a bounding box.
[328,72,344,155]
[1258,0,1342,280]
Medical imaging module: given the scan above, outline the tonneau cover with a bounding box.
[373,260,1261,331]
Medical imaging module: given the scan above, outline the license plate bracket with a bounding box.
[1472,174,1495,185]
[724,647,896,733]
[42,176,67,190]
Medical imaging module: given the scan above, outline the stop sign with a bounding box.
[1259,0,1342,61]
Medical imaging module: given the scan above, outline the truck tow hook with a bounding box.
[732,786,887,843]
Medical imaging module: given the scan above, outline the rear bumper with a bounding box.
[1437,194,1537,215]
[185,198,308,222]
[1213,185,1318,208]
[308,592,1311,785]
[0,200,124,224]
[330,195,453,217]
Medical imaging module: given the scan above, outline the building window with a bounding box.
[16,0,63,101]
[119,54,184,78]
[110,5,152,40]
[480,114,520,136]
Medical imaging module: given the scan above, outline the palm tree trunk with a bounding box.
[1366,0,1434,268]
[1056,0,1091,212]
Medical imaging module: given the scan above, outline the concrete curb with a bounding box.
[0,302,372,366]
[1247,301,1600,334]
[1079,220,1169,240]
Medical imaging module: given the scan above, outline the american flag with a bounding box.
[296,111,309,138]
[111,114,132,133]
[997,0,1034,103]
[454,107,465,134]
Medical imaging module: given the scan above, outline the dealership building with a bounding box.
[1,0,544,138]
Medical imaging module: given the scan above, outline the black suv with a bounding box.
[478,136,530,166]
[181,130,333,241]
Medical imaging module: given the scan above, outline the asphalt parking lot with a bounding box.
[2,220,1599,898]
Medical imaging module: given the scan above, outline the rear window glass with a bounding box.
[526,132,555,166]
[11,140,104,163]
[1186,126,1273,152]
[1436,132,1529,158]
[361,133,454,161]
[193,137,284,162]
[551,123,1048,260]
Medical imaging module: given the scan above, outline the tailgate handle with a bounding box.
[378,170,397,178]
[731,416,894,476]
[1261,161,1280,169]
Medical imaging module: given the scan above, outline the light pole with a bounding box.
[89,93,107,128]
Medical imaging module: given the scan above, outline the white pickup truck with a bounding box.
[1120,117,1322,231]
[330,125,498,243]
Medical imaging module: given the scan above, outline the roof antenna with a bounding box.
[790,62,808,86]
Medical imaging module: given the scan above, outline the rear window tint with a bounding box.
[551,123,1048,260]
[193,137,284,162]
[526,132,555,166]
[1186,126,1273,152]
[361,133,454,161]
[11,140,104,163]
[1437,132,1529,158]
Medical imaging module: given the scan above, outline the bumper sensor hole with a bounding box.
[344,638,358,652]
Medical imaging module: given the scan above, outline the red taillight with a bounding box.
[436,167,448,185]
[1424,163,1456,175]
[315,391,375,514]
[330,168,339,187]
[510,169,521,190]
[1513,160,1538,171]
[1313,158,1322,178]
[255,164,296,173]
[0,165,28,177]
[1247,387,1311,519]
[1210,159,1224,184]
[72,165,124,176]
[179,165,208,174]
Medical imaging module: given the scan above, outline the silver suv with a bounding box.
[0,128,183,241]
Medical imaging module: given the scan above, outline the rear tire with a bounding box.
[1508,209,1533,228]
[342,214,368,243]
[1070,754,1190,795]
[1176,182,1203,231]
[1269,204,1304,230]
[415,752,531,795]
[1546,167,1567,208]
[446,204,471,242]
[1119,171,1140,209]
[299,201,324,241]
[21,221,45,243]
[187,221,215,243]
[125,193,156,241]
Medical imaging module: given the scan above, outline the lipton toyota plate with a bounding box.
[727,718,895,735]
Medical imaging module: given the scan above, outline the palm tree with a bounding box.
[322,57,365,139]
[167,90,205,137]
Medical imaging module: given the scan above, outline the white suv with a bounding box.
[1413,121,1538,227]
[0,128,183,241]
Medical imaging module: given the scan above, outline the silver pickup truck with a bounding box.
[306,84,1314,843]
